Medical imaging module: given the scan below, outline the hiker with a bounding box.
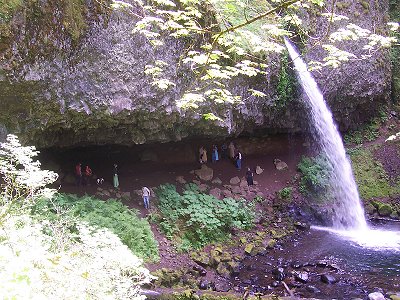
[113,164,119,189]
[235,150,242,171]
[245,167,254,186]
[75,163,82,186]
[199,146,207,164]
[212,145,219,163]
[142,186,151,209]
[228,142,235,160]
[83,165,92,186]
[220,143,227,159]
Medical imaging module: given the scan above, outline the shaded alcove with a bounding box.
[38,133,312,196]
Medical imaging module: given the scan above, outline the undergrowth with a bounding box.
[32,193,159,261]
[297,155,332,199]
[349,147,400,200]
[154,183,255,251]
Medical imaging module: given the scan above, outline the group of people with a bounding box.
[74,162,152,210]
[74,163,93,186]
[199,142,243,170]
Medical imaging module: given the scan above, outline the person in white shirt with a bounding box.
[142,186,151,209]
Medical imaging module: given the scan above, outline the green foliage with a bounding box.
[297,155,332,197]
[276,52,297,108]
[0,0,23,22]
[155,183,255,251]
[349,147,400,200]
[0,134,58,224]
[0,215,154,299]
[344,111,387,145]
[32,193,159,261]
[277,187,293,200]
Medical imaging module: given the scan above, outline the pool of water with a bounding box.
[233,222,400,299]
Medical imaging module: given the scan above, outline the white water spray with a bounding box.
[284,38,367,230]
[285,38,400,251]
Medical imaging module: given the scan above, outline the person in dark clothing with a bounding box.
[220,143,227,159]
[245,167,254,186]
[75,163,82,186]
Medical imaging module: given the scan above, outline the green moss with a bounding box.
[275,52,298,108]
[349,147,400,200]
[0,0,23,22]
[336,1,351,10]
[63,0,86,43]
[359,0,370,10]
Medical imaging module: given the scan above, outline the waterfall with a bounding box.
[284,38,367,230]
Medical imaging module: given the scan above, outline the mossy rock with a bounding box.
[244,243,254,255]
[216,262,231,278]
[365,203,377,215]
[378,203,393,216]
[191,252,211,267]
[266,239,277,248]
[389,294,400,300]
[239,237,247,244]
[219,252,232,262]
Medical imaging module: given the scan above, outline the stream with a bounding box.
[233,221,400,299]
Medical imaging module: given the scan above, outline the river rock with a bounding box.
[199,279,210,290]
[230,176,240,185]
[378,203,393,216]
[211,177,222,184]
[255,165,263,175]
[291,261,302,269]
[209,187,221,199]
[274,159,288,170]
[368,292,385,300]
[191,252,210,267]
[321,274,337,284]
[216,263,231,278]
[294,221,310,230]
[194,165,213,181]
[294,271,309,283]
[176,176,186,184]
[306,285,321,293]
[272,267,286,281]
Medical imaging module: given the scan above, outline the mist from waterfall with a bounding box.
[284,38,367,230]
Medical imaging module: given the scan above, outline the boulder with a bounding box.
[191,252,211,267]
[194,165,213,181]
[216,263,231,278]
[176,176,186,184]
[368,292,385,300]
[294,271,309,283]
[229,176,240,185]
[211,177,222,185]
[274,159,288,171]
[321,274,337,284]
[378,203,393,217]
[209,188,221,199]
[255,165,263,175]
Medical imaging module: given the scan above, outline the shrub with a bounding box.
[297,155,332,197]
[155,183,255,250]
[32,193,159,261]
[0,215,153,299]
[277,187,293,200]
[0,134,58,223]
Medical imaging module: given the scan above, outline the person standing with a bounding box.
[245,167,254,186]
[221,143,227,159]
[228,142,235,160]
[113,164,119,189]
[212,145,219,163]
[142,186,151,209]
[83,165,92,186]
[75,163,82,186]
[235,151,242,171]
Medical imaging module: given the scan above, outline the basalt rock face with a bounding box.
[0,0,393,148]
[300,0,392,131]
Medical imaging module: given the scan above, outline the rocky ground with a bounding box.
[52,128,400,300]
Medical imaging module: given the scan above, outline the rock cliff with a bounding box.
[0,0,394,148]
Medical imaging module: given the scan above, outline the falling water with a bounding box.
[284,38,367,230]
